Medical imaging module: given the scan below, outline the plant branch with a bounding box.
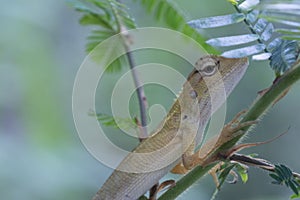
[158,60,300,200]
[125,45,148,139]
[229,153,300,179]
[240,60,300,127]
[111,0,148,139]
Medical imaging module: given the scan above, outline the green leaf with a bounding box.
[188,13,245,29]
[90,112,137,131]
[136,0,218,54]
[269,173,282,184]
[288,180,299,195]
[68,0,107,14]
[71,0,138,73]
[236,164,248,183]
[276,29,300,35]
[270,164,300,196]
[218,163,236,188]
[291,193,300,199]
[79,14,112,30]
[88,35,127,72]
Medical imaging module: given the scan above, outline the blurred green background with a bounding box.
[1,0,299,200]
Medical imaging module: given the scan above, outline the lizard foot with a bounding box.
[171,162,189,174]
[149,180,175,200]
[208,162,239,188]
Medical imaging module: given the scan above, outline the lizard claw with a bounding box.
[149,180,176,200]
[223,109,258,137]
[171,162,189,174]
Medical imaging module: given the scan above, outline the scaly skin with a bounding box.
[93,55,249,200]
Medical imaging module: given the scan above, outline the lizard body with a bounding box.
[93,55,249,200]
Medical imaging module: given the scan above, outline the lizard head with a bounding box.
[186,55,249,105]
[177,55,249,144]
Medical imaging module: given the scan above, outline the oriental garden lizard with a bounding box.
[93,55,251,200]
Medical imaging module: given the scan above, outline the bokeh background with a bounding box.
[1,0,299,200]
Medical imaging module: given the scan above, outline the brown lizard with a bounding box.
[93,55,250,200]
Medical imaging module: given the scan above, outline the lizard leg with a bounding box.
[170,162,189,174]
[209,162,223,188]
[230,110,247,124]
[171,141,195,174]
[172,111,257,174]
[178,114,258,169]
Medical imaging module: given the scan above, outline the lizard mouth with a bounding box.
[221,57,249,95]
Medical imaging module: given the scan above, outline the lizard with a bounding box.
[93,55,250,200]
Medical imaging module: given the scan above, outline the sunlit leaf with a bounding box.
[261,23,274,41]
[222,44,265,58]
[260,2,300,12]
[190,0,300,74]
[227,0,239,6]
[246,9,260,23]
[267,37,281,51]
[268,39,300,73]
[238,0,260,12]
[206,34,259,47]
[252,52,271,60]
[253,18,268,33]
[188,13,245,29]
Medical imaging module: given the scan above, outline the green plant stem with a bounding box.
[158,60,300,200]
[240,60,300,130]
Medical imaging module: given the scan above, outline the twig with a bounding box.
[112,0,148,140]
[229,153,300,179]
[124,45,148,139]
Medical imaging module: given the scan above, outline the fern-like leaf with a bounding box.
[269,164,300,196]
[69,0,136,72]
[135,0,218,54]
[89,111,137,132]
[188,0,300,74]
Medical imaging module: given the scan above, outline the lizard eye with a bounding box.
[200,64,217,76]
